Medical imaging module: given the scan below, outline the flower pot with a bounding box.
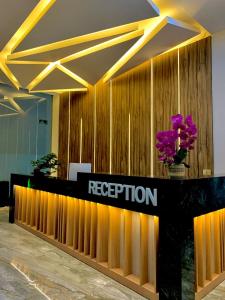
[168,164,185,179]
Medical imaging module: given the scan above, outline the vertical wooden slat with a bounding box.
[140,213,148,285]
[108,207,121,269]
[73,198,80,250]
[214,211,221,274]
[66,197,75,246]
[84,201,91,255]
[124,210,132,276]
[149,216,158,290]
[96,204,109,262]
[90,202,97,258]
[78,200,85,252]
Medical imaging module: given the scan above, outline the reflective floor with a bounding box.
[0,207,146,300]
[0,207,224,300]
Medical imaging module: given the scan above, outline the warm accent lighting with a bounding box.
[102,16,167,82]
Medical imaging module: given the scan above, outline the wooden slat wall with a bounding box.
[112,74,129,175]
[153,50,178,177]
[70,88,94,165]
[180,37,213,177]
[58,37,213,178]
[129,62,151,177]
[58,92,69,179]
[95,81,110,173]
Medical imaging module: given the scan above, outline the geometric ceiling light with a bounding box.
[0,0,206,94]
[102,16,199,82]
[30,67,88,92]
[107,17,200,79]
[0,0,56,89]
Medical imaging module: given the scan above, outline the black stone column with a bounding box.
[157,213,195,300]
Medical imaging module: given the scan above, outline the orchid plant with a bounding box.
[156,114,197,168]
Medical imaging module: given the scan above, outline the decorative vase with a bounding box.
[168,164,185,179]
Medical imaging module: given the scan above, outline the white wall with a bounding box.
[212,29,225,175]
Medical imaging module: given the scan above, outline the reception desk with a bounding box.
[9,173,225,300]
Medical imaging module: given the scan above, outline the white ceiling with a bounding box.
[0,0,224,116]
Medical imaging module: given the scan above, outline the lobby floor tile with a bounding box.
[0,207,145,300]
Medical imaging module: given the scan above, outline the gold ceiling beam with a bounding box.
[59,29,144,64]
[7,60,51,65]
[2,0,56,55]
[26,62,58,90]
[57,64,90,88]
[0,112,19,117]
[0,61,21,89]
[31,88,88,94]
[102,16,167,83]
[6,97,24,114]
[8,19,152,60]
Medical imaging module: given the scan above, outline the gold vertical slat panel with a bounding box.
[21,187,27,223]
[84,201,91,255]
[140,213,149,285]
[61,195,68,244]
[123,210,132,276]
[66,197,75,247]
[90,202,97,258]
[43,192,48,234]
[14,187,159,300]
[180,37,213,177]
[96,204,109,263]
[25,188,31,225]
[46,192,54,236]
[149,216,158,291]
[78,199,85,253]
[205,213,213,281]
[73,198,80,250]
[53,194,59,240]
[30,189,36,228]
[131,212,141,279]
[214,211,221,274]
[153,50,178,177]
[108,207,121,269]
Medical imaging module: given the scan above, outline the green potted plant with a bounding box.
[31,153,60,176]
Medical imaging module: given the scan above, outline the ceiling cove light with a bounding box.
[2,0,56,55]
[102,16,167,83]
[8,19,151,61]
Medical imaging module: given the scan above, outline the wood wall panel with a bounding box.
[70,88,94,165]
[81,87,94,164]
[112,74,129,175]
[180,37,213,177]
[95,81,110,173]
[153,50,178,177]
[129,62,151,176]
[58,92,69,179]
[58,37,213,179]
[70,92,82,163]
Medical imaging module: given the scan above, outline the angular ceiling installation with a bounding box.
[0,0,211,98]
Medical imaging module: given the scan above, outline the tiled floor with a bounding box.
[0,207,145,300]
[0,207,224,300]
